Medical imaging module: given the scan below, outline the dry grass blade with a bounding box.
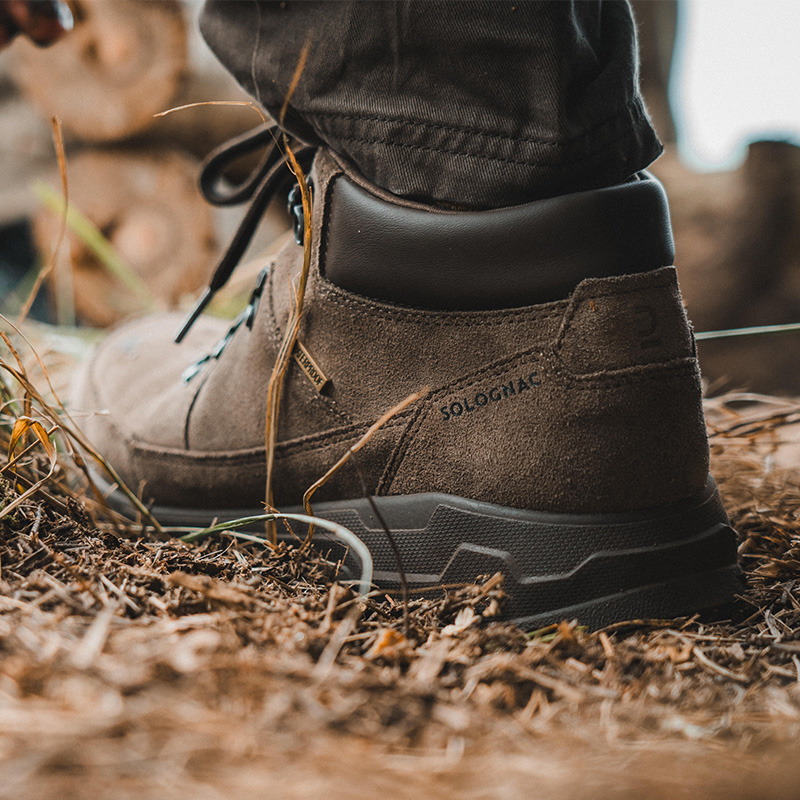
[8,417,50,459]
[18,116,68,326]
[264,44,312,544]
[279,42,309,129]
[0,417,58,519]
[6,418,56,467]
[154,99,270,126]
[302,389,427,546]
[0,314,163,534]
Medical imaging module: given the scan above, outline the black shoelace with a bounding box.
[175,123,315,344]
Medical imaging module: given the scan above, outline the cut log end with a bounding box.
[9,0,188,142]
[34,148,218,328]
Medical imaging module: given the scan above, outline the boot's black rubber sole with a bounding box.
[101,474,741,630]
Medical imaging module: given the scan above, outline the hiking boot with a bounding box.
[73,137,740,629]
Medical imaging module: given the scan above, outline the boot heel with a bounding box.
[300,475,740,629]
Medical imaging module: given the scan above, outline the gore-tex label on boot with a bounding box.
[292,340,329,392]
[439,370,540,421]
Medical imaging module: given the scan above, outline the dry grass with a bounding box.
[2,328,800,798]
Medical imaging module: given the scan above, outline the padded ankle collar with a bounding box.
[322,171,675,309]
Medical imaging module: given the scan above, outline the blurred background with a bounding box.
[0,0,798,392]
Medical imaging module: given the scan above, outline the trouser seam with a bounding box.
[307,97,645,149]
[327,121,645,170]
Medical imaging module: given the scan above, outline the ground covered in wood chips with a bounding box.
[2,335,800,799]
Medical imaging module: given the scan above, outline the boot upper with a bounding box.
[73,150,707,515]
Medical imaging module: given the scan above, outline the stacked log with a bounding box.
[5,0,267,327]
[7,0,258,155]
[34,149,217,327]
[10,0,188,142]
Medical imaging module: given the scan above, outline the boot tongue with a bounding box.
[322,172,675,310]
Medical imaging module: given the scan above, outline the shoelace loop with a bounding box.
[175,123,315,343]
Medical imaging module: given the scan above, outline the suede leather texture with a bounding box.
[73,150,708,515]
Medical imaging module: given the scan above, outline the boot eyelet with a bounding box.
[288,181,314,245]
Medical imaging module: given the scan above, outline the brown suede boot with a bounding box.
[73,145,740,629]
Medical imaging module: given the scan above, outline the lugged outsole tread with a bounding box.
[99,473,740,629]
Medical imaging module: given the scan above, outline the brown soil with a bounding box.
[1,337,800,799]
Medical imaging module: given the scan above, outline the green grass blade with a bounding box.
[35,181,159,312]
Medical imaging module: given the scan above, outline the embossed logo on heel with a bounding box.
[633,305,662,350]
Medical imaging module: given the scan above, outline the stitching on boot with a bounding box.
[378,403,427,495]
[131,415,411,464]
[571,268,676,296]
[277,414,411,457]
[319,284,567,325]
[545,352,699,389]
[182,371,213,450]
